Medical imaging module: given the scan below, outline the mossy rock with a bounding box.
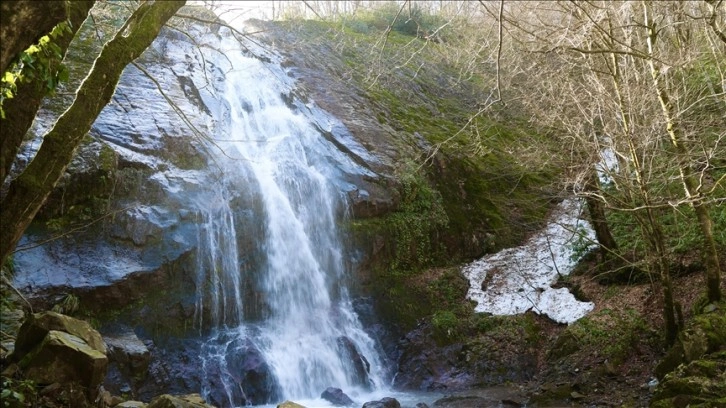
[547,330,582,361]
[146,394,214,408]
[529,383,575,406]
[277,401,307,408]
[655,302,726,379]
[13,311,106,358]
[650,351,726,408]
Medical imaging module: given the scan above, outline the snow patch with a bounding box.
[462,199,596,324]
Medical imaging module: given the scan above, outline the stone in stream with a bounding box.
[321,387,354,406]
[362,397,401,408]
[336,335,372,389]
[225,337,281,405]
[146,393,215,408]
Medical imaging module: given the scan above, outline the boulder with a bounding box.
[104,329,151,380]
[336,336,372,389]
[225,337,280,404]
[116,402,147,408]
[146,393,215,408]
[12,312,107,394]
[13,311,106,357]
[277,401,307,408]
[320,387,354,406]
[433,395,507,408]
[362,397,401,408]
[650,351,726,408]
[20,330,107,390]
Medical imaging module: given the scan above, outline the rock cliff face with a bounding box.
[11,11,402,402]
[13,17,394,312]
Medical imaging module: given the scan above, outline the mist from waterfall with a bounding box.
[192,37,385,406]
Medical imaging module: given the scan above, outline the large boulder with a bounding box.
[393,322,473,391]
[12,312,108,395]
[394,319,539,391]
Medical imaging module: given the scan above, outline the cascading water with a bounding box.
[193,37,384,406]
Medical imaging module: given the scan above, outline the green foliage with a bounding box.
[432,310,458,341]
[604,199,726,280]
[565,308,656,365]
[1,378,36,408]
[387,163,448,269]
[0,22,72,118]
[52,293,80,315]
[568,226,596,262]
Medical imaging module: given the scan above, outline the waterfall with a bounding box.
[193,37,384,406]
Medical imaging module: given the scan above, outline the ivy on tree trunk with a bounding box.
[0,0,186,266]
[0,0,95,186]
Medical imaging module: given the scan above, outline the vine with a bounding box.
[1,21,72,118]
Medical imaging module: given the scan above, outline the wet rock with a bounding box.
[348,184,396,218]
[362,397,401,408]
[393,322,474,391]
[433,395,501,408]
[36,139,118,221]
[225,337,281,405]
[104,328,151,380]
[320,387,354,406]
[336,335,372,389]
[135,337,205,402]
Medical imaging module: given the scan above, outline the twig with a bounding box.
[1,274,33,313]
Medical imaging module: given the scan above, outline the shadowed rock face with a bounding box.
[393,321,538,391]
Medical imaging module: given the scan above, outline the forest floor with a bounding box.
[519,261,715,407]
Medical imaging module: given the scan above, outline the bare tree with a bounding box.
[457,0,724,343]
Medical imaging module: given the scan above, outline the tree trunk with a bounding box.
[584,168,618,259]
[0,0,95,187]
[644,1,722,303]
[0,0,185,266]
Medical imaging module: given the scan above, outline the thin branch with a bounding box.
[496,0,504,103]
[1,273,33,313]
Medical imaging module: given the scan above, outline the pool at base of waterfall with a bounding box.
[254,390,442,408]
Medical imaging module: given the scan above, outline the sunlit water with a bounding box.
[192,37,386,406]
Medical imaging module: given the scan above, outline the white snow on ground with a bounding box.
[462,199,596,324]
